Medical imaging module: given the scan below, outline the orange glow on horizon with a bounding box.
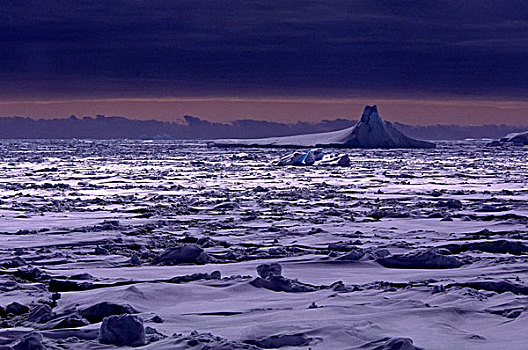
[0,96,527,126]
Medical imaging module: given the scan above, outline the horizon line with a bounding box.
[0,96,528,110]
[2,113,528,128]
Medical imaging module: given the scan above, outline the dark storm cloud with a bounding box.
[1,0,527,98]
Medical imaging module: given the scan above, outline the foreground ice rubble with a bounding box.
[0,139,528,349]
[99,314,146,346]
[377,249,464,269]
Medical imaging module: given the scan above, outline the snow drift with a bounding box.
[211,105,435,148]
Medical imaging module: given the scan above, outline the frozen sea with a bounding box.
[1,139,528,349]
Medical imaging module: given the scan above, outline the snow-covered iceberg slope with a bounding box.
[498,131,528,145]
[211,105,435,148]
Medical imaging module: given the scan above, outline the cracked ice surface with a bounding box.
[0,139,528,349]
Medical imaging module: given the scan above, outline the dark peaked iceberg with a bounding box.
[211,105,435,148]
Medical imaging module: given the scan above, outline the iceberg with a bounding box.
[273,149,348,166]
[211,105,435,148]
[274,149,321,166]
[318,153,351,166]
[489,130,528,146]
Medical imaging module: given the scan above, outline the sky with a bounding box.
[1,1,527,125]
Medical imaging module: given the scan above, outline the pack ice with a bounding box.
[1,136,527,350]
